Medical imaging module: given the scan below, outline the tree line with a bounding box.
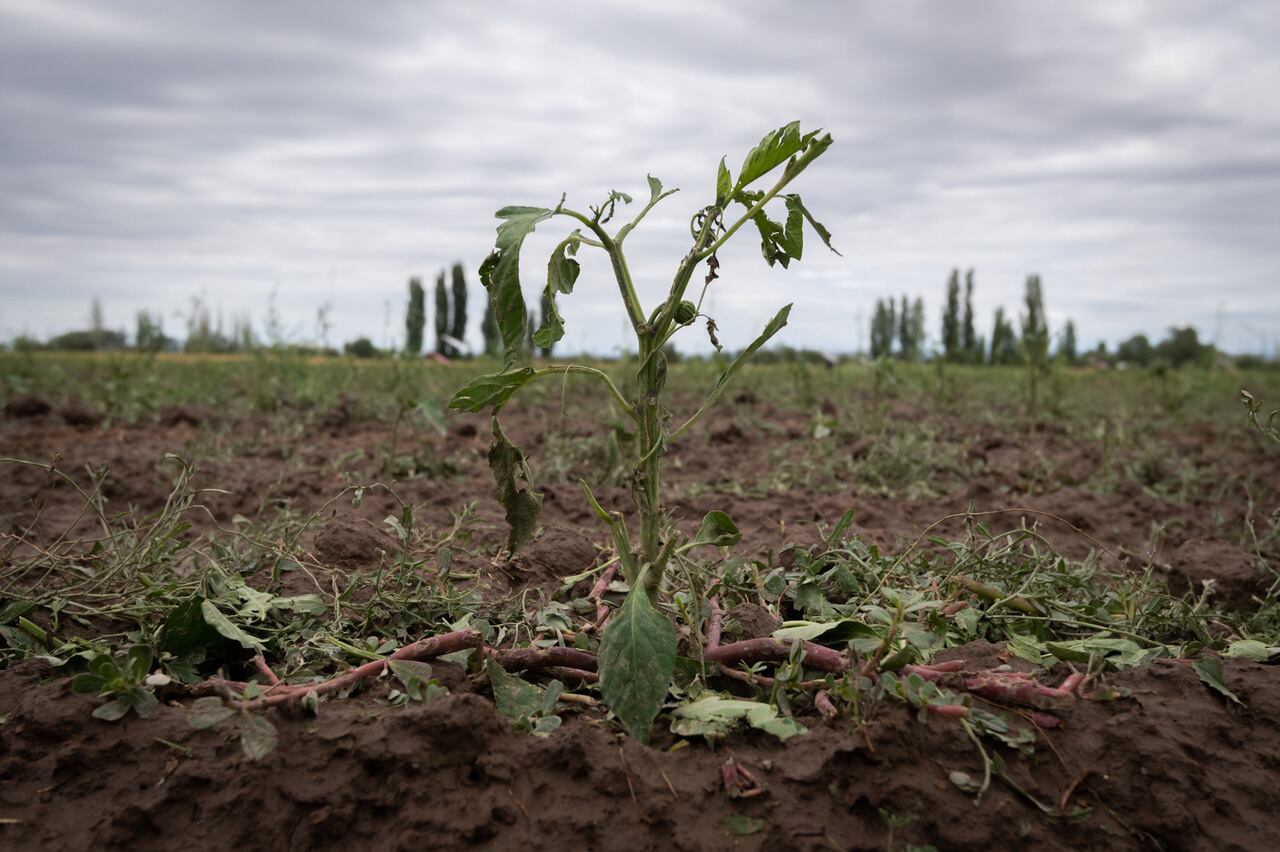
[3,266,1245,369]
[869,269,1216,369]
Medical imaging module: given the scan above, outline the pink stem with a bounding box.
[815,690,838,720]
[924,703,970,719]
[496,646,598,673]
[251,652,280,685]
[706,596,723,650]
[221,629,482,710]
[591,564,617,626]
[705,638,848,673]
[542,666,598,683]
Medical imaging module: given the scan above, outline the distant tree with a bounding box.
[48,329,127,351]
[870,299,892,359]
[989,307,1020,365]
[1020,275,1050,412]
[1155,326,1213,368]
[344,337,381,358]
[450,262,468,352]
[961,269,978,362]
[481,293,501,357]
[1116,334,1153,366]
[135,310,170,352]
[90,298,105,334]
[896,295,911,360]
[405,277,425,355]
[434,272,449,356]
[538,291,554,358]
[942,269,961,361]
[910,298,925,361]
[524,313,535,358]
[1057,320,1077,365]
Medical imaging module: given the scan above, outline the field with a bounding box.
[2,351,1279,851]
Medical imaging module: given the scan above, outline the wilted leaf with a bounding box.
[599,584,676,744]
[671,696,806,741]
[449,367,539,413]
[787,193,840,256]
[772,619,875,644]
[1225,639,1274,662]
[200,600,264,651]
[533,233,581,348]
[488,417,543,554]
[485,660,543,721]
[484,206,553,362]
[1194,656,1244,706]
[687,511,741,550]
[239,713,278,760]
[678,305,791,435]
[271,594,326,616]
[724,814,765,836]
[189,696,236,730]
[715,157,731,207]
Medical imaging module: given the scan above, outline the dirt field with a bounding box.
[2,355,1278,850]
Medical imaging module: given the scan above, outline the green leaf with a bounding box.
[128,687,159,719]
[162,596,226,659]
[72,672,107,694]
[772,619,875,644]
[0,599,36,624]
[715,157,731,207]
[239,713,278,760]
[271,594,326,616]
[724,814,765,836]
[487,417,543,554]
[751,211,791,268]
[449,367,538,413]
[189,696,236,730]
[782,195,804,260]
[671,696,806,741]
[533,233,582,349]
[200,600,264,651]
[92,697,132,722]
[599,584,676,744]
[1225,639,1275,661]
[484,205,553,362]
[678,305,792,436]
[125,645,153,683]
[486,659,543,721]
[647,175,664,203]
[736,121,802,190]
[788,193,840,256]
[1194,657,1244,706]
[686,511,742,550]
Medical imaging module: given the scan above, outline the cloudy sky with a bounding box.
[2,0,1277,355]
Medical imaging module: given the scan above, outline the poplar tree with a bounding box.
[450,262,468,352]
[434,272,449,355]
[942,269,960,361]
[962,269,977,362]
[405,277,425,355]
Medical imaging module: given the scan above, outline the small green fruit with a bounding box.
[674,300,697,325]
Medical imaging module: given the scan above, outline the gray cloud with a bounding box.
[1,0,1277,355]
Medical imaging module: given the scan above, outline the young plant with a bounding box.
[450,122,838,741]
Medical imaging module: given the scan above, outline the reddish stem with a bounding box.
[496,646,599,673]
[591,564,617,626]
[251,652,280,686]
[814,689,838,720]
[705,638,848,673]
[218,629,482,710]
[705,596,723,650]
[542,666,599,683]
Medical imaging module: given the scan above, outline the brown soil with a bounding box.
[2,395,1279,849]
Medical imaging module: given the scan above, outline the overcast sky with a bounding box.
[2,0,1277,355]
